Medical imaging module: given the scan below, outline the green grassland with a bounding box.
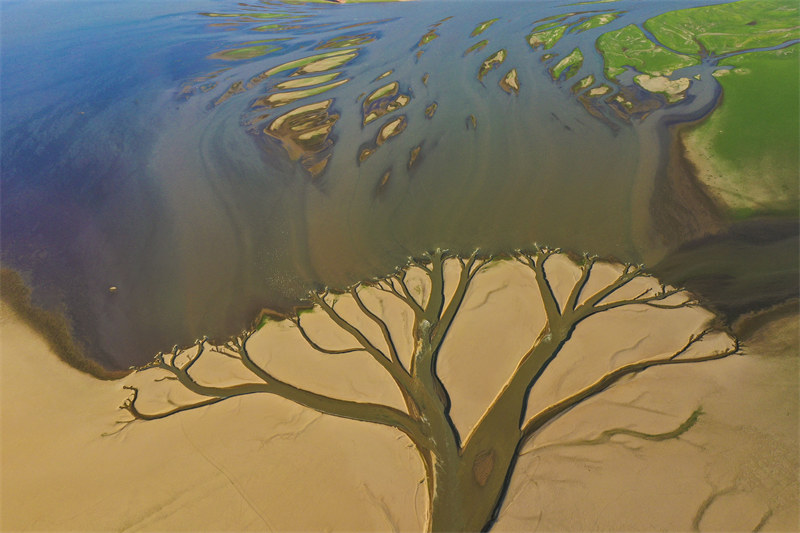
[528,25,566,50]
[471,18,499,37]
[211,40,284,60]
[572,12,620,33]
[596,24,699,79]
[551,47,583,80]
[645,0,800,55]
[684,44,799,217]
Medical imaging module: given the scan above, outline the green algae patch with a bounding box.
[210,40,284,61]
[418,28,439,46]
[550,47,583,80]
[465,40,489,56]
[645,0,800,56]
[478,49,506,81]
[683,44,800,217]
[471,18,499,37]
[596,24,699,80]
[527,25,566,50]
[315,33,377,50]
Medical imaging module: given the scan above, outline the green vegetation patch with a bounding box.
[478,49,507,81]
[316,33,377,49]
[528,25,566,50]
[596,24,699,79]
[253,78,349,109]
[418,29,439,46]
[530,20,563,32]
[471,18,499,37]
[572,74,595,93]
[276,72,341,90]
[645,0,800,56]
[572,12,621,33]
[551,47,584,80]
[465,40,489,55]
[261,49,356,78]
[210,40,284,60]
[683,44,799,216]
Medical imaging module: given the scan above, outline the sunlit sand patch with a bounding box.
[248,49,358,88]
[252,78,349,109]
[424,102,438,119]
[362,82,412,125]
[359,147,374,162]
[588,84,611,97]
[263,99,339,177]
[499,69,519,95]
[377,115,407,146]
[275,72,342,90]
[571,74,594,93]
[478,49,506,81]
[634,74,690,103]
[357,115,408,164]
[373,69,393,82]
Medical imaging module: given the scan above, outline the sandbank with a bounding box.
[2,255,797,531]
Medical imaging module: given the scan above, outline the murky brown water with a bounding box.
[1,0,796,369]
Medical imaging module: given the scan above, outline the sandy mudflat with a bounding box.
[1,256,797,531]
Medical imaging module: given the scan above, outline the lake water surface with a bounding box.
[2,0,796,369]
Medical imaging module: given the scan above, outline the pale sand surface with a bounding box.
[2,256,797,531]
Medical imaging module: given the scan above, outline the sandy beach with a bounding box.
[2,254,797,532]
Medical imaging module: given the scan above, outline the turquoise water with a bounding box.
[1,0,795,369]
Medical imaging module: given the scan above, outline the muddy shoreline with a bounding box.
[1,84,797,377]
[649,99,799,323]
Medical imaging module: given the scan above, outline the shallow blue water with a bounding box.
[1,0,790,368]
